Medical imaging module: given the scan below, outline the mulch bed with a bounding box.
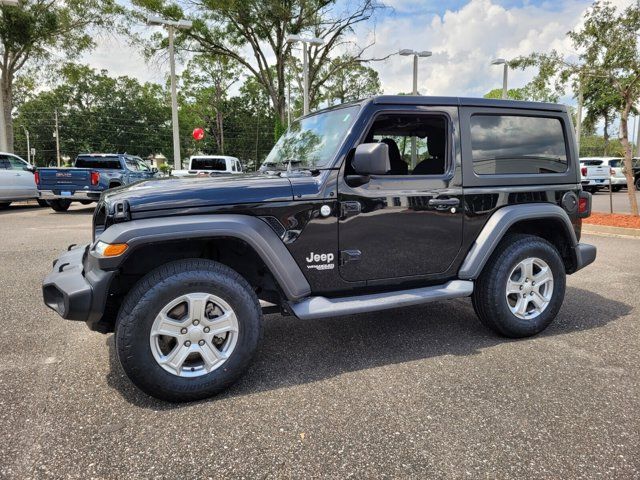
[584,212,640,229]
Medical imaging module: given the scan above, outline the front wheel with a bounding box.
[472,234,566,338]
[115,259,263,402]
[611,185,622,192]
[48,199,71,212]
[36,199,48,207]
[0,202,10,209]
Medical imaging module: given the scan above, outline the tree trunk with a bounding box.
[619,101,639,216]
[1,70,13,153]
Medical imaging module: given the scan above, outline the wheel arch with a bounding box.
[99,214,311,302]
[459,203,579,280]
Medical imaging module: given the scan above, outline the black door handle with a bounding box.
[428,198,460,210]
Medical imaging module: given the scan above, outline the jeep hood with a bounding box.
[102,174,294,212]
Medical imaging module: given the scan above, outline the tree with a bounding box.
[0,0,121,152]
[131,0,384,128]
[14,64,172,165]
[321,56,382,106]
[180,55,241,154]
[581,77,621,155]
[511,1,640,216]
[483,81,559,103]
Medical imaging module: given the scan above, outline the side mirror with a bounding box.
[23,164,35,173]
[352,143,390,175]
[151,167,159,174]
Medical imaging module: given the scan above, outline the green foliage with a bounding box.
[131,0,384,122]
[0,0,123,151]
[322,57,382,106]
[483,82,559,103]
[14,64,172,165]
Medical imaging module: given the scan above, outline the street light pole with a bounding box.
[576,77,583,156]
[22,126,30,164]
[400,49,432,168]
[147,15,193,170]
[286,35,324,116]
[491,58,509,99]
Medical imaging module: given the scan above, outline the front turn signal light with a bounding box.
[95,241,128,257]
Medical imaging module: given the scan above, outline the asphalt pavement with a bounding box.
[0,203,638,479]
[591,187,640,214]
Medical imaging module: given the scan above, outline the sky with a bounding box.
[82,0,636,104]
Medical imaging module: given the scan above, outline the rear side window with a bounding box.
[191,158,226,171]
[75,157,122,169]
[470,115,568,175]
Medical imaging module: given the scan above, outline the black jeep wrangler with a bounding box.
[43,96,596,402]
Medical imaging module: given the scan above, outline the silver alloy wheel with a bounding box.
[149,293,239,378]
[505,257,554,320]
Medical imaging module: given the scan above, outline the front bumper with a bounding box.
[574,243,597,272]
[38,189,101,201]
[42,244,114,329]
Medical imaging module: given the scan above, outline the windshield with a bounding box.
[263,105,359,170]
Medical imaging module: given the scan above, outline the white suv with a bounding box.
[580,157,626,192]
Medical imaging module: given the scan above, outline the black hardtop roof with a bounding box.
[369,95,566,112]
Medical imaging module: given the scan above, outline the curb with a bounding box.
[582,224,640,239]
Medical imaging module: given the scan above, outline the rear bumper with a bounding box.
[580,179,608,187]
[42,244,114,330]
[38,189,101,201]
[574,243,597,272]
[609,177,627,186]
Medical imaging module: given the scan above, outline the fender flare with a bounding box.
[458,203,577,280]
[95,214,312,301]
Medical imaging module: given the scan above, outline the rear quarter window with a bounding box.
[470,115,568,175]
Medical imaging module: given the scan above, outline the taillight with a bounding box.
[581,167,587,176]
[90,171,100,186]
[578,197,588,214]
[578,191,591,218]
[34,171,40,185]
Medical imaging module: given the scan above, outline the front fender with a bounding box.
[94,214,312,301]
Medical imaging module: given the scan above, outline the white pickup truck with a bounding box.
[172,155,243,177]
[580,158,610,193]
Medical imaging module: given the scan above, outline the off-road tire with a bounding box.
[472,234,566,338]
[48,199,71,212]
[115,259,263,402]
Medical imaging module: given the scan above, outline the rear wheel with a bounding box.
[48,199,71,212]
[635,177,640,190]
[472,234,566,338]
[611,185,622,192]
[115,259,263,402]
[36,199,48,207]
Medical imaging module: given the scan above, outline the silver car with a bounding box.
[0,153,39,208]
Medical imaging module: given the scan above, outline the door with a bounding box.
[338,110,463,282]
[0,155,35,199]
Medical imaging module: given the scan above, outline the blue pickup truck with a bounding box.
[37,154,158,212]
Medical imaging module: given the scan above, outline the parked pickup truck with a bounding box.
[43,96,596,402]
[37,154,157,211]
[172,155,243,177]
[579,159,610,193]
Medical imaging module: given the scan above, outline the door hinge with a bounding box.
[340,201,361,218]
[340,249,361,266]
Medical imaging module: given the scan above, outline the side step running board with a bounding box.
[290,280,473,320]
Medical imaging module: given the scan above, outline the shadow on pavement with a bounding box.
[105,286,632,409]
